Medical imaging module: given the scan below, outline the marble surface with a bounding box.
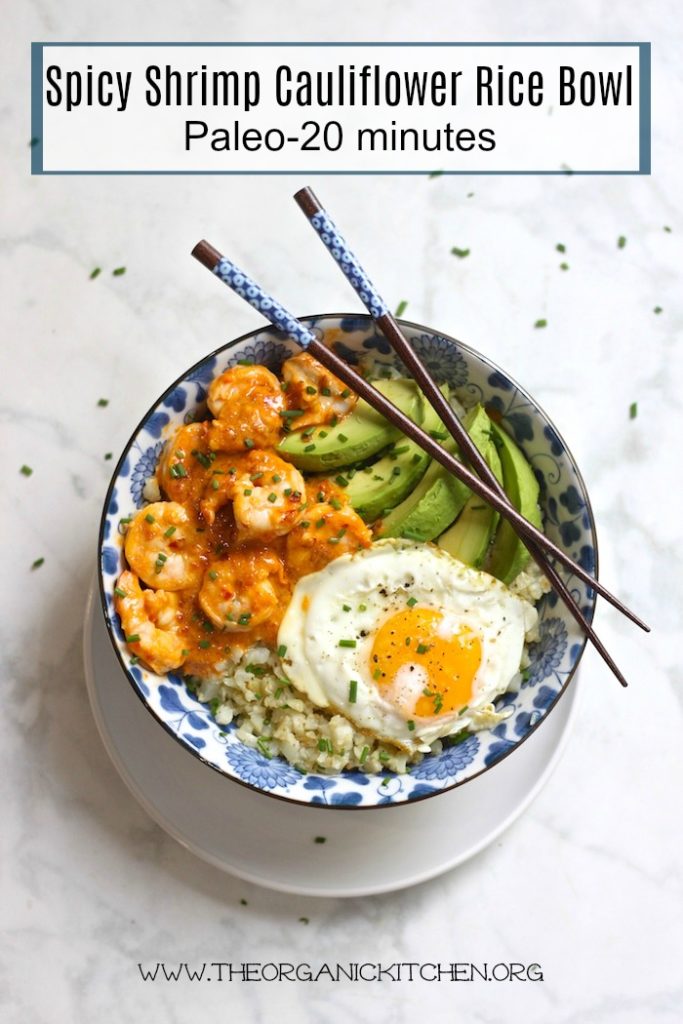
[2,1,682,1021]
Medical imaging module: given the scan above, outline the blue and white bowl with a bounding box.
[98,314,596,809]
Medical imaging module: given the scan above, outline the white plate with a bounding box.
[83,582,582,898]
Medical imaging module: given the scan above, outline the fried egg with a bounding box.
[278,539,538,753]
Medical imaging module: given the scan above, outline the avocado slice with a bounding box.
[344,385,449,522]
[277,378,420,472]
[484,419,542,584]
[377,404,492,542]
[437,431,503,567]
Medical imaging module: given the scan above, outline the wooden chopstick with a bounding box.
[293,188,638,687]
[192,240,648,686]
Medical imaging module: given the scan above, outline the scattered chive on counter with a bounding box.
[534,319,548,329]
[97,397,109,407]
[20,465,33,476]
[112,266,127,276]
[89,267,101,280]
[31,557,45,570]
[556,243,566,253]
[450,246,470,258]
[629,401,638,420]
[617,235,627,249]
[314,836,326,844]
[299,917,310,925]
[559,262,570,271]
[395,300,408,318]
[428,169,444,178]
[653,306,663,315]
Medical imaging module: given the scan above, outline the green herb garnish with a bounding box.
[338,639,357,648]
[20,465,33,477]
[395,300,408,317]
[97,398,109,407]
[349,679,358,703]
[534,319,547,329]
[112,266,126,276]
[451,246,470,258]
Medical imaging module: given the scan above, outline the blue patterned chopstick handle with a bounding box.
[213,257,315,349]
[309,211,389,319]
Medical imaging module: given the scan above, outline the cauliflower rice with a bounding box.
[187,560,551,775]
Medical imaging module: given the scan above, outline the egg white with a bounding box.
[278,539,538,754]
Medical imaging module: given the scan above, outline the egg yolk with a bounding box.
[370,608,481,719]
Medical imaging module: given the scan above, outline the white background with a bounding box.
[38,44,642,172]
[3,0,683,1022]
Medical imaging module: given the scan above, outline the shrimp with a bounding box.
[198,549,290,630]
[285,502,372,579]
[207,364,285,453]
[281,352,357,429]
[124,501,205,591]
[115,571,186,674]
[157,422,213,504]
[198,453,252,526]
[230,450,306,541]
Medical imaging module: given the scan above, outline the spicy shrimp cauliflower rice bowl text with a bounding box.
[113,350,550,776]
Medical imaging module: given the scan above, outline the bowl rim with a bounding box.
[97,312,598,811]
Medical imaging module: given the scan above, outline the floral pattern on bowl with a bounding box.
[98,315,596,809]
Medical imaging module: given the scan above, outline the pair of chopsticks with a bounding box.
[192,190,649,689]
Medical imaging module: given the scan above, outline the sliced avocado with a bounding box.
[377,404,492,542]
[437,432,503,567]
[485,419,542,584]
[277,378,420,472]
[344,385,449,522]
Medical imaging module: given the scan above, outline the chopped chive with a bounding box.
[243,488,252,496]
[319,430,328,438]
[89,267,101,280]
[104,452,112,460]
[321,386,332,397]
[617,235,627,249]
[341,388,351,399]
[97,398,109,407]
[314,836,326,844]
[145,513,155,524]
[20,465,33,477]
[358,604,367,612]
[181,649,190,658]
[653,306,663,315]
[306,385,317,394]
[329,497,342,510]
[267,492,277,503]
[428,170,444,178]
[379,752,390,763]
[458,705,469,716]
[451,246,470,258]
[429,429,448,440]
[211,477,219,490]
[534,318,548,329]
[416,643,430,654]
[112,266,126,276]
[303,444,316,452]
[335,475,348,488]
[337,433,348,443]
[208,570,218,581]
[244,438,254,449]
[405,637,411,646]
[317,738,328,752]
[315,517,326,528]
[629,401,638,420]
[664,225,672,233]
[407,720,415,731]
[272,474,281,483]
[238,613,252,626]
[360,746,370,763]
[256,737,272,759]
[559,262,570,271]
[391,466,401,477]
[395,300,408,317]
[342,604,351,612]
[411,453,421,465]
[349,679,358,703]
[373,668,382,680]
[126,634,140,643]
[129,655,139,665]
[316,490,325,501]
[338,639,357,648]
[277,644,287,658]
[246,664,267,677]
[299,520,310,529]
[279,409,305,418]
[164,525,176,538]
[392,445,409,456]
[192,450,211,469]
[556,242,566,253]
[114,586,127,598]
[407,596,418,607]
[198,639,211,649]
[330,415,339,427]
